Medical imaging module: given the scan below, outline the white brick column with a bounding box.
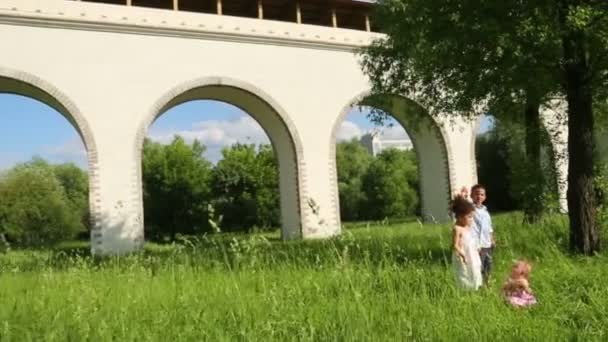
[299,124,341,239]
[439,115,478,193]
[542,101,569,213]
[89,124,143,255]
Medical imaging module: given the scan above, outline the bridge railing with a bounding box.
[68,0,376,31]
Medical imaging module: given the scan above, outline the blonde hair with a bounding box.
[501,260,533,295]
[510,260,532,279]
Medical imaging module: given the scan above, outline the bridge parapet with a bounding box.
[1,0,380,51]
[65,0,376,31]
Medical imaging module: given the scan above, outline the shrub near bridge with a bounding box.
[0,162,83,247]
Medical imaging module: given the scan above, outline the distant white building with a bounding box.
[360,133,413,156]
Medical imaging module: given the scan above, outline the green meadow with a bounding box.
[0,213,606,341]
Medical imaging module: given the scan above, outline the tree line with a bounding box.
[0,136,419,247]
[0,126,605,248]
[144,136,422,238]
[336,139,419,221]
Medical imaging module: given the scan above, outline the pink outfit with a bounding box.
[503,277,537,308]
[506,290,537,307]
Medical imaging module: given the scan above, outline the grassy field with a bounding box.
[0,213,606,341]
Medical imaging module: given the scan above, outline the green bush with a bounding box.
[336,139,373,221]
[53,163,90,231]
[361,148,419,219]
[596,163,608,245]
[0,164,82,246]
[211,143,280,231]
[476,118,558,216]
[142,137,213,240]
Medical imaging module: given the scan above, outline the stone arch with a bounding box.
[471,107,569,213]
[135,77,305,239]
[0,66,102,243]
[329,92,454,224]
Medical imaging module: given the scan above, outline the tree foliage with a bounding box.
[53,162,90,231]
[211,143,280,231]
[361,148,419,220]
[142,137,213,240]
[0,160,84,246]
[477,118,559,214]
[0,136,424,246]
[361,0,608,254]
[336,139,420,221]
[336,139,374,221]
[142,138,282,238]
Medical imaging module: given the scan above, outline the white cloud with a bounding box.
[150,116,268,146]
[375,125,410,140]
[0,139,88,171]
[147,116,412,163]
[336,121,363,142]
[149,116,270,163]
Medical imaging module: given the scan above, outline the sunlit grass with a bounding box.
[0,213,606,341]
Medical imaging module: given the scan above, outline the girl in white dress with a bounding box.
[451,195,482,290]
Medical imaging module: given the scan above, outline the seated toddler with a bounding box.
[502,260,537,308]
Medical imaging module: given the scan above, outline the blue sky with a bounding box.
[0,94,493,170]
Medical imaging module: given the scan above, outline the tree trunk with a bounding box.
[523,97,544,223]
[565,81,599,254]
[560,3,600,254]
[0,233,9,253]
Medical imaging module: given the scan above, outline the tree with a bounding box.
[477,117,561,213]
[491,118,559,213]
[142,137,213,240]
[336,139,374,221]
[0,163,81,246]
[361,1,560,223]
[211,143,280,231]
[52,163,90,231]
[361,148,419,219]
[360,0,608,254]
[250,144,281,229]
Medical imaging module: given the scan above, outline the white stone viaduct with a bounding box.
[0,0,568,254]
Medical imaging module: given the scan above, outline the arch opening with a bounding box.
[137,80,304,241]
[330,93,453,225]
[474,111,565,214]
[0,72,99,248]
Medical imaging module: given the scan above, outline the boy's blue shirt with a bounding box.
[472,204,493,249]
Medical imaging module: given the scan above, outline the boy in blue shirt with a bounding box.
[471,184,495,286]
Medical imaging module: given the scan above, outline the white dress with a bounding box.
[452,227,482,290]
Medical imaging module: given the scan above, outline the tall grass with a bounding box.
[0,213,606,341]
